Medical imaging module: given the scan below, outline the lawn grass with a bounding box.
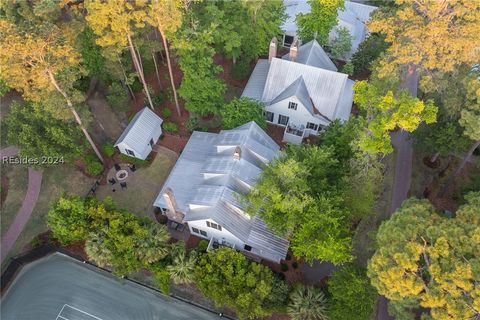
[95,148,177,218]
[352,152,396,268]
[1,164,29,236]
[2,164,94,264]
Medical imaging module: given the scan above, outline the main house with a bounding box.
[242,38,354,144]
[281,0,377,58]
[154,122,289,263]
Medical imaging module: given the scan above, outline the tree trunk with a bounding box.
[158,28,181,116]
[117,57,136,101]
[47,71,104,164]
[127,33,154,110]
[439,140,480,197]
[152,51,162,89]
[135,45,143,72]
[430,152,440,163]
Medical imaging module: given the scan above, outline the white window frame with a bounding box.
[265,111,274,122]
[306,122,319,131]
[125,149,135,157]
[288,101,298,110]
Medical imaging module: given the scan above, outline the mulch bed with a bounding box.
[1,174,9,206]
[158,133,189,154]
[261,254,305,285]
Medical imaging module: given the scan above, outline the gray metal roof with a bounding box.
[282,40,337,71]
[154,122,289,262]
[115,107,163,152]
[282,0,377,57]
[270,76,315,114]
[262,58,350,121]
[242,59,270,101]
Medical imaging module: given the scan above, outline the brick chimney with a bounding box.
[268,37,278,62]
[163,187,184,223]
[289,38,299,61]
[233,146,241,160]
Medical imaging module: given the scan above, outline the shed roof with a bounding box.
[154,122,288,262]
[115,107,163,151]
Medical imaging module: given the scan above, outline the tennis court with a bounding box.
[1,253,221,320]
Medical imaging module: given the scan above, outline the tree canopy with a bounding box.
[220,97,266,129]
[295,0,344,44]
[367,193,480,320]
[327,266,378,320]
[353,80,437,154]
[194,247,288,320]
[3,102,84,165]
[368,0,480,77]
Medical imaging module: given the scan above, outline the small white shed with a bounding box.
[115,107,163,160]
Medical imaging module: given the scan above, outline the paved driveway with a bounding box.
[1,253,221,320]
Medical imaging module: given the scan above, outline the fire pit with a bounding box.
[116,169,128,181]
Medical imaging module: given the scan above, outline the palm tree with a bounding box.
[136,224,170,265]
[287,285,329,320]
[166,251,197,285]
[85,237,113,268]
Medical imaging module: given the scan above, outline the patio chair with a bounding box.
[120,182,127,190]
[114,163,121,171]
[128,164,137,172]
[108,178,116,185]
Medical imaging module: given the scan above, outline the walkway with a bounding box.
[377,66,418,320]
[1,147,43,264]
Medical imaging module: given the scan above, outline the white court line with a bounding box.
[55,304,104,320]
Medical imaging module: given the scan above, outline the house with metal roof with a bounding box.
[281,0,377,58]
[242,38,354,144]
[115,107,163,160]
[153,121,289,263]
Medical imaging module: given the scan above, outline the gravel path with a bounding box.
[1,165,43,264]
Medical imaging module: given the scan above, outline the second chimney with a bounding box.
[289,38,299,61]
[268,37,278,62]
[233,146,241,161]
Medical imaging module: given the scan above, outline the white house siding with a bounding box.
[187,219,245,250]
[266,97,324,134]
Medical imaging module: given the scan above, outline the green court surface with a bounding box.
[1,253,221,320]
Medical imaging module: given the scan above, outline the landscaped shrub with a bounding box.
[163,122,178,133]
[102,143,115,157]
[186,116,200,132]
[131,79,143,92]
[292,262,298,269]
[154,92,165,107]
[281,263,289,272]
[161,107,172,118]
[197,240,209,252]
[85,154,103,176]
[119,154,149,167]
[231,59,251,80]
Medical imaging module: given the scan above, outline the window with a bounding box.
[149,138,154,147]
[125,149,135,157]
[265,111,274,122]
[278,114,289,126]
[288,102,297,110]
[284,35,294,47]
[200,230,207,237]
[206,221,222,231]
[306,122,319,131]
[192,227,199,234]
[244,244,252,252]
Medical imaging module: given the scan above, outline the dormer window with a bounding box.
[288,102,297,110]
